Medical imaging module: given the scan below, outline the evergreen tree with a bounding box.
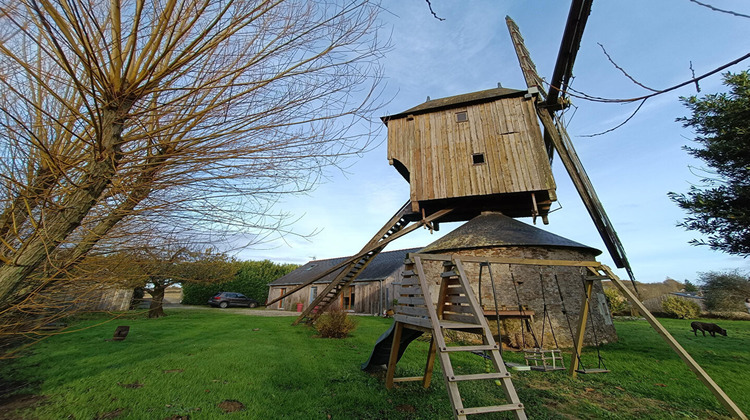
[669,70,750,256]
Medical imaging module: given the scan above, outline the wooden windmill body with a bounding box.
[384,87,556,224]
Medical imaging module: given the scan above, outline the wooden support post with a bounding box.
[385,322,404,390]
[600,265,747,420]
[423,336,437,388]
[569,278,593,378]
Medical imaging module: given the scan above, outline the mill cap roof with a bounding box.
[381,86,527,123]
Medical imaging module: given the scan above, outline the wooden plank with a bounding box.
[398,296,426,306]
[499,99,522,192]
[449,372,509,382]
[442,313,478,324]
[385,322,404,389]
[444,109,460,198]
[432,112,453,197]
[398,286,423,295]
[444,295,470,305]
[602,266,748,420]
[441,344,499,352]
[394,314,433,330]
[392,376,425,383]
[508,99,530,191]
[460,404,524,416]
[440,320,483,330]
[407,117,424,205]
[523,98,555,190]
[468,105,488,196]
[423,336,437,388]
[398,276,420,286]
[396,305,429,318]
[486,102,506,195]
[490,100,513,193]
[411,253,602,267]
[442,303,474,314]
[569,279,593,378]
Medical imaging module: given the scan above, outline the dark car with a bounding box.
[208,292,259,308]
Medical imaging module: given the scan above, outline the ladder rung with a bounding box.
[402,270,416,276]
[391,376,424,383]
[440,320,483,330]
[459,404,525,416]
[441,344,498,353]
[442,261,455,267]
[440,271,458,278]
[448,372,510,382]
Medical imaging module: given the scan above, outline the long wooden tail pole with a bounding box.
[599,265,747,419]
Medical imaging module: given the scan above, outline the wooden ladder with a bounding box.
[387,255,527,420]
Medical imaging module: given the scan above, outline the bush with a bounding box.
[182,260,297,305]
[603,288,629,315]
[315,307,358,338]
[698,270,750,312]
[662,295,701,319]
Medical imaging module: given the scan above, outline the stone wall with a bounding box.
[414,246,617,348]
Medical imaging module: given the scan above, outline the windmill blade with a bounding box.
[506,15,635,282]
[546,0,594,107]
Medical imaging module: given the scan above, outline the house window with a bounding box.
[472,153,486,165]
[309,286,318,304]
[341,285,355,311]
[456,111,468,122]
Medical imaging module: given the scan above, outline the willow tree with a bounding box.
[0,0,385,312]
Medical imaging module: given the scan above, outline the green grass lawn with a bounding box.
[1,309,747,419]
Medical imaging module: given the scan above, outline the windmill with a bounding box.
[266,0,634,325]
[265,3,747,418]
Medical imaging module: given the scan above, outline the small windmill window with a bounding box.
[456,111,468,122]
[472,153,485,165]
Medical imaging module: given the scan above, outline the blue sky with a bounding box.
[238,0,750,284]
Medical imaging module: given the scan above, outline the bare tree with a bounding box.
[0,0,386,315]
[122,243,236,318]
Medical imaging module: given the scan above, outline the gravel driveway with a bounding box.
[164,303,298,316]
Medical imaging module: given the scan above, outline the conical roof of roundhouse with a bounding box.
[421,212,601,255]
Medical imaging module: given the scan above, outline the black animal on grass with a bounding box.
[691,321,727,337]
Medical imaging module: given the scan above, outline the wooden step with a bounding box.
[459,403,525,416]
[440,270,459,278]
[440,344,499,353]
[448,372,511,382]
[440,320,483,330]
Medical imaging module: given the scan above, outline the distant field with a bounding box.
[0,310,747,419]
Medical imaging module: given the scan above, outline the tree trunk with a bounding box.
[0,105,131,307]
[148,285,166,318]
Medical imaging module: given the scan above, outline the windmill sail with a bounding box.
[506,15,635,282]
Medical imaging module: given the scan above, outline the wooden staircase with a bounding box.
[291,203,452,325]
[386,255,527,420]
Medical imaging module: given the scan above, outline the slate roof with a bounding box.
[269,247,422,287]
[420,212,601,255]
[381,86,526,123]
